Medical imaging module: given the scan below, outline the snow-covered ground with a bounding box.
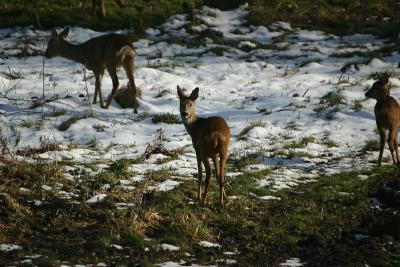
[1,4,400,265]
[1,4,399,192]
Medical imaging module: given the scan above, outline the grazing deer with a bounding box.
[177,86,230,205]
[45,28,139,113]
[79,0,125,17]
[365,73,400,166]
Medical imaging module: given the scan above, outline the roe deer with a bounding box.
[177,86,230,205]
[45,27,139,113]
[80,0,125,17]
[365,73,400,166]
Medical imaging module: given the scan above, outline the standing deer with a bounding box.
[365,73,400,166]
[177,86,230,205]
[79,0,125,17]
[45,27,139,113]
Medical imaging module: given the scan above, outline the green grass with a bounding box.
[284,136,315,149]
[247,0,400,39]
[58,114,89,131]
[320,91,345,107]
[0,0,196,32]
[322,138,339,148]
[362,138,380,153]
[238,121,266,140]
[147,60,185,69]
[1,157,399,266]
[152,113,181,124]
[351,99,363,112]
[284,120,299,131]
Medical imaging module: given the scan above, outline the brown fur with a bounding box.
[365,73,400,166]
[45,28,139,113]
[177,86,230,205]
[80,0,125,17]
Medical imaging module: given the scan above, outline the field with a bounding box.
[0,2,400,266]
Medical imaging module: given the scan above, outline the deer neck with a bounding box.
[58,41,85,65]
[182,114,199,136]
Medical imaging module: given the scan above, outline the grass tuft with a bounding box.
[58,115,88,131]
[238,121,266,140]
[152,113,181,124]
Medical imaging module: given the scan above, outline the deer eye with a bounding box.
[189,103,192,107]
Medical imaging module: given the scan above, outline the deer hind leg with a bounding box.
[99,0,106,17]
[93,72,103,105]
[196,158,203,201]
[123,57,138,113]
[388,129,397,165]
[395,131,400,164]
[103,66,119,109]
[79,0,87,8]
[378,128,387,167]
[91,0,97,16]
[212,155,219,181]
[213,155,226,199]
[219,153,227,205]
[201,158,212,205]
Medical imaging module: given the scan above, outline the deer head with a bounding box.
[44,28,69,58]
[365,73,390,100]
[177,86,199,122]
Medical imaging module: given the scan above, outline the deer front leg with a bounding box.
[201,158,212,205]
[395,132,400,164]
[378,128,386,167]
[219,154,227,205]
[196,158,203,201]
[388,129,397,165]
[93,72,103,105]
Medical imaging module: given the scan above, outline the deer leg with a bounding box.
[378,128,387,167]
[213,155,226,199]
[388,129,397,165]
[201,158,212,205]
[196,158,203,201]
[99,0,106,17]
[79,0,87,8]
[115,0,125,8]
[395,132,400,164]
[93,72,103,104]
[104,67,119,109]
[219,153,227,205]
[212,155,219,181]
[91,0,96,16]
[123,59,138,113]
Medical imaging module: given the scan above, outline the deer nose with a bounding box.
[365,91,370,98]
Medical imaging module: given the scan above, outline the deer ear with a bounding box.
[189,87,199,101]
[381,73,389,85]
[177,85,185,99]
[51,29,58,38]
[59,27,69,39]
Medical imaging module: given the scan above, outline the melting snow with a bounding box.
[0,243,22,252]
[280,258,305,267]
[161,243,180,251]
[85,194,107,204]
[158,180,181,192]
[199,241,221,248]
